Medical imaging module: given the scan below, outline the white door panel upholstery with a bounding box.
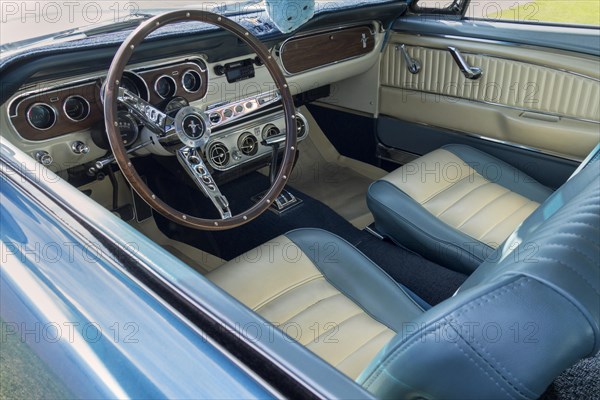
[380,33,600,160]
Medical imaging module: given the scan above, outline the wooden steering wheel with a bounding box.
[103,10,297,230]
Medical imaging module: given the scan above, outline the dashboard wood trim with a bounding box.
[280,26,375,74]
[8,59,208,141]
[10,81,103,141]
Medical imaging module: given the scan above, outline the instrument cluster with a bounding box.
[7,58,208,144]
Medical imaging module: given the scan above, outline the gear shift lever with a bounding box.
[254,133,302,214]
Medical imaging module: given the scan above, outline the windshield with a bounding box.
[0,1,256,45]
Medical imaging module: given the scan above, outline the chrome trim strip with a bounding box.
[63,95,91,122]
[391,31,600,62]
[278,22,377,76]
[26,103,57,131]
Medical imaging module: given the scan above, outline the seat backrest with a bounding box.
[358,158,600,399]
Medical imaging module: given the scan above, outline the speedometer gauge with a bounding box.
[115,111,140,146]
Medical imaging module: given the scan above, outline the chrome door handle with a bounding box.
[448,47,483,80]
[396,44,421,74]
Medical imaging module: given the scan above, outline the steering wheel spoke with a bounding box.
[117,87,175,136]
[176,146,232,219]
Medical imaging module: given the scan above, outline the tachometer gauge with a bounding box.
[99,71,149,104]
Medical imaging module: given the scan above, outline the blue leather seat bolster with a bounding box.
[367,180,491,274]
[463,159,600,294]
[358,276,598,399]
[285,228,425,332]
[443,144,554,202]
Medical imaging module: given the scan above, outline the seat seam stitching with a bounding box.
[368,192,489,262]
[253,274,323,311]
[416,171,480,204]
[477,199,535,240]
[278,292,345,325]
[449,323,529,399]
[304,310,364,347]
[420,173,483,210]
[452,187,512,228]
[533,256,600,295]
[362,279,530,388]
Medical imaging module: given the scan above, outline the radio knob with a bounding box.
[214,65,225,76]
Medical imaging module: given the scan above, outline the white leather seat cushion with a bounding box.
[383,149,540,248]
[206,235,395,379]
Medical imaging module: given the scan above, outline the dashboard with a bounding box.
[0,21,385,178]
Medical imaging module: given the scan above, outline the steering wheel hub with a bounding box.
[174,106,211,149]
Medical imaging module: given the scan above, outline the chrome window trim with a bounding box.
[391,30,600,62]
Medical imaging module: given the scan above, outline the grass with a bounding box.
[1,320,72,399]
[485,0,600,26]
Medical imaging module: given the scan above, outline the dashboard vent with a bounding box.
[296,114,307,138]
[238,133,259,156]
[208,142,230,168]
[262,124,281,140]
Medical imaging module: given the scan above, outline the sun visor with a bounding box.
[264,0,315,33]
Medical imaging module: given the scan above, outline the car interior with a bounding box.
[1,0,599,398]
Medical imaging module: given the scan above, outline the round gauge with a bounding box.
[164,96,190,117]
[100,71,149,103]
[63,96,90,122]
[116,111,140,146]
[154,75,177,99]
[181,70,202,93]
[27,103,57,130]
[120,75,141,97]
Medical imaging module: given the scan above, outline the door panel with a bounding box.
[379,31,600,161]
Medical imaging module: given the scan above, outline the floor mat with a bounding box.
[146,167,467,306]
[287,107,386,228]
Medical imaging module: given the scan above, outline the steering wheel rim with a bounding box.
[103,10,297,230]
